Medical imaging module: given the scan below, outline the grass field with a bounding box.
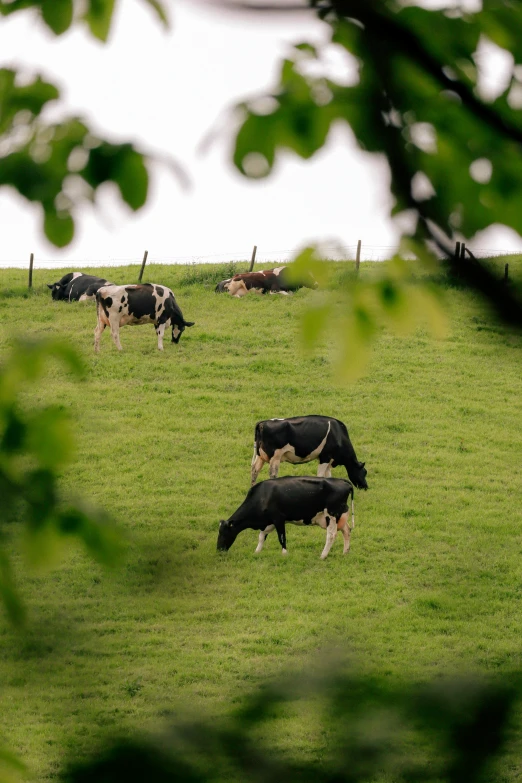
[0,260,521,780]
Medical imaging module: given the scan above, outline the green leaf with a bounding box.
[44,209,74,247]
[26,407,73,468]
[114,147,148,210]
[142,0,168,26]
[84,0,116,42]
[286,246,330,288]
[41,0,73,35]
[58,506,124,567]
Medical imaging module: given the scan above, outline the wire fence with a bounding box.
[1,244,521,270]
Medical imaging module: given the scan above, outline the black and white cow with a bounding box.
[94,283,195,352]
[251,415,368,489]
[47,272,111,302]
[217,476,354,559]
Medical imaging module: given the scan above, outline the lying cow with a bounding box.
[217,476,355,559]
[47,272,111,301]
[225,271,281,297]
[94,283,194,352]
[215,265,317,296]
[251,415,368,489]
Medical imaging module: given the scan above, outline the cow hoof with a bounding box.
[282,549,287,556]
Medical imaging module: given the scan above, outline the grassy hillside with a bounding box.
[0,260,521,780]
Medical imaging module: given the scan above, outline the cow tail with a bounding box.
[254,422,263,457]
[350,483,355,529]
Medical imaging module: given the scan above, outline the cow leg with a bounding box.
[94,321,106,352]
[269,457,281,479]
[155,323,166,351]
[255,524,275,553]
[317,462,329,477]
[108,315,123,351]
[320,516,338,560]
[317,460,333,478]
[251,454,265,486]
[275,523,287,555]
[338,512,351,554]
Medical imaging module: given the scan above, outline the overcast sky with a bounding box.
[0,0,520,266]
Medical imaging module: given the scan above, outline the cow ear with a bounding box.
[361,462,366,468]
[47,284,53,289]
[184,321,195,327]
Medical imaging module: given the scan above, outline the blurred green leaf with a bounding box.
[26,407,73,468]
[44,210,75,247]
[84,0,115,42]
[41,0,73,35]
[114,146,149,210]
[0,340,123,625]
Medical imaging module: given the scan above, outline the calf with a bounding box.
[47,272,111,301]
[251,415,368,489]
[94,283,194,352]
[217,476,354,559]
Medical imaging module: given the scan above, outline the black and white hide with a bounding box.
[47,272,111,301]
[94,283,195,352]
[217,476,355,559]
[251,416,368,489]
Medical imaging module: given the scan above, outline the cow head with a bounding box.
[171,319,195,344]
[217,520,237,551]
[47,282,65,300]
[349,461,368,490]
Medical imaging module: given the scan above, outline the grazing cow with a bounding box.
[215,265,318,296]
[94,283,194,352]
[251,415,368,489]
[47,272,111,301]
[217,476,355,559]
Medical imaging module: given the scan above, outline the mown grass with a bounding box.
[0,260,521,780]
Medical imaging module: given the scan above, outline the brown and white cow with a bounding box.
[216,265,317,297]
[94,283,194,352]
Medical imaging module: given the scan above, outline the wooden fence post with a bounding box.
[504,263,509,284]
[455,241,461,259]
[248,245,257,272]
[355,239,362,273]
[28,253,34,289]
[460,242,466,260]
[138,250,148,282]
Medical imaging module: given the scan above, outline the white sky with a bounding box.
[0,0,520,266]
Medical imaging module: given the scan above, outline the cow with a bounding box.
[225,271,280,297]
[217,476,355,559]
[215,265,318,296]
[47,272,111,301]
[251,415,368,489]
[94,283,194,352]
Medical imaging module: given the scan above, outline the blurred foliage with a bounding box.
[0,338,123,626]
[61,666,521,783]
[233,0,522,351]
[0,0,168,40]
[0,0,170,246]
[290,245,448,380]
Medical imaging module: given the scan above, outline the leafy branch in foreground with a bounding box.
[0,0,170,248]
[0,338,123,626]
[288,246,448,380]
[0,69,152,247]
[61,666,521,783]
[232,0,522,339]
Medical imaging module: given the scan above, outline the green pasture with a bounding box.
[0,260,521,780]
